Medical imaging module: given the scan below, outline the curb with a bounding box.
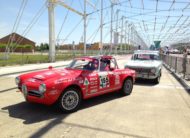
[163,63,190,93]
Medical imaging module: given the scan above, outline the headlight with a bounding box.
[22,84,27,94]
[150,68,156,73]
[39,84,46,93]
[15,77,20,85]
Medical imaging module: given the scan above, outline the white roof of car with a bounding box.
[134,50,159,55]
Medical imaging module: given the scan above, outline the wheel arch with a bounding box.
[122,76,133,85]
[62,84,84,99]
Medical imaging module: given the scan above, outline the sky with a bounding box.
[1,0,190,47]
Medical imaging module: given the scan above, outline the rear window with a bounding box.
[133,54,160,60]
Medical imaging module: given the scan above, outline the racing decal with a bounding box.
[34,75,45,79]
[115,75,120,85]
[78,80,84,84]
[90,81,98,86]
[89,73,97,77]
[90,86,98,89]
[44,71,54,75]
[99,75,109,88]
[84,78,89,86]
[90,89,98,93]
[90,77,97,81]
[54,78,65,84]
[28,78,36,82]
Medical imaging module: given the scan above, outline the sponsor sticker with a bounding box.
[99,75,109,88]
[115,75,120,85]
[90,89,98,93]
[84,78,89,86]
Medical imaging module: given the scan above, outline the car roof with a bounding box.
[134,50,159,55]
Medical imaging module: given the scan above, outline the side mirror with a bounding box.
[48,66,53,70]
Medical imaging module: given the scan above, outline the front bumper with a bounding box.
[18,86,59,105]
[136,73,157,79]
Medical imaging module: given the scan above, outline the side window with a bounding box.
[110,59,116,70]
[100,59,111,71]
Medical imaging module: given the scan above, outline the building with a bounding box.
[0,33,36,52]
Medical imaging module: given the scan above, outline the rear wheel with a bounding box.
[58,88,82,113]
[121,78,133,96]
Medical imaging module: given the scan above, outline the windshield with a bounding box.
[133,54,160,60]
[68,58,99,71]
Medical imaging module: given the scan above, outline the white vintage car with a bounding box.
[125,50,162,84]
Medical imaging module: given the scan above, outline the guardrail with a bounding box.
[161,54,190,79]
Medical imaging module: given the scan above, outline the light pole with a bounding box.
[120,16,124,54]
[125,20,127,53]
[100,0,103,54]
[48,0,56,62]
[115,9,120,54]
[110,2,114,54]
[84,0,87,55]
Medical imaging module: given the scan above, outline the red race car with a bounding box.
[15,56,135,113]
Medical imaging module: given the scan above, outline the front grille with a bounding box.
[28,90,42,98]
[129,68,151,73]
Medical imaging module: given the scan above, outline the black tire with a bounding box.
[121,78,133,96]
[58,88,82,113]
[154,71,161,84]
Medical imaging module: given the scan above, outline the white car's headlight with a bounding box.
[150,68,156,73]
[39,84,46,93]
[15,77,20,85]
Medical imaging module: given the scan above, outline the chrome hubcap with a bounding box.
[61,90,79,111]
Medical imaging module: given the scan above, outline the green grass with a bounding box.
[0,53,74,66]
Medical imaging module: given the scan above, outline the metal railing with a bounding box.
[161,54,190,79]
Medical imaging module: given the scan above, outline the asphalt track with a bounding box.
[0,55,190,138]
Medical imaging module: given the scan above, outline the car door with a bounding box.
[109,58,121,89]
[98,58,112,93]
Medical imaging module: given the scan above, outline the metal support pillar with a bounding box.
[48,0,56,62]
[100,0,103,54]
[84,0,87,55]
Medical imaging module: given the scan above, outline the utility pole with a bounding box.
[120,16,124,54]
[128,24,130,45]
[100,0,103,54]
[48,0,56,62]
[84,0,87,55]
[110,3,113,54]
[115,9,119,54]
[125,21,127,53]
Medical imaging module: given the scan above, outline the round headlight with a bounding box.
[151,68,156,73]
[39,84,46,93]
[15,77,20,85]
[22,84,27,94]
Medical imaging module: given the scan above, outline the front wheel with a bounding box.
[58,88,82,113]
[121,78,133,96]
[154,71,161,84]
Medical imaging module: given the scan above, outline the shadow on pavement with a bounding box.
[134,79,157,86]
[1,92,124,124]
[1,92,137,138]
[1,102,65,124]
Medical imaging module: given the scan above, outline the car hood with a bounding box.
[125,60,162,68]
[24,68,83,82]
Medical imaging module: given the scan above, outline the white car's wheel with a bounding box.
[58,88,81,113]
[154,71,161,84]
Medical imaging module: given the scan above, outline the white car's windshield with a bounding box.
[133,54,160,61]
